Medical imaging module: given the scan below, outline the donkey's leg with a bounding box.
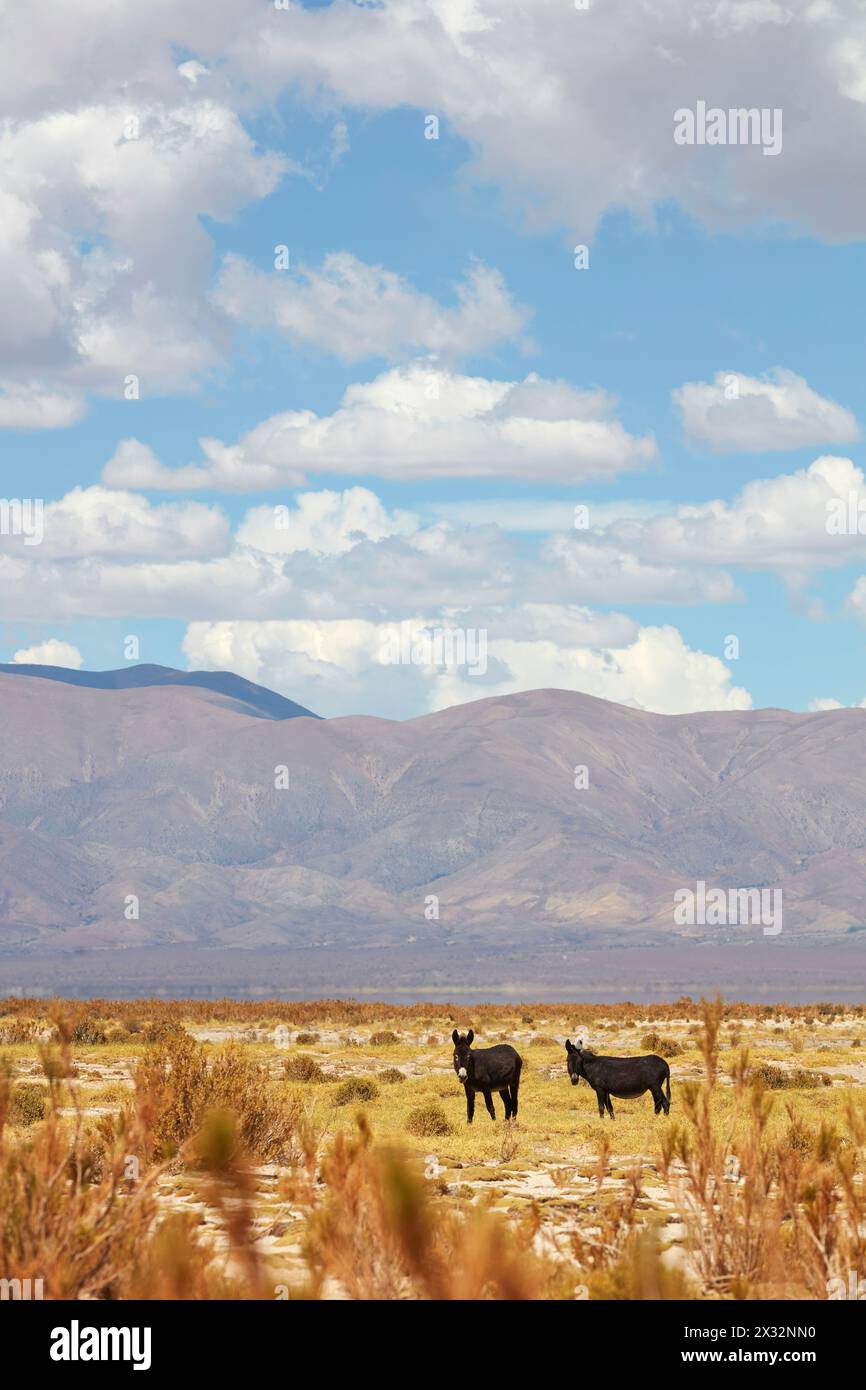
[509,1079,519,1118]
[498,1088,511,1119]
[596,1088,605,1119]
[466,1087,475,1124]
[482,1088,496,1121]
[605,1092,615,1119]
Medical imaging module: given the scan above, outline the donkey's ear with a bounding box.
[466,1029,474,1045]
[565,1038,574,1053]
[451,1029,460,1046]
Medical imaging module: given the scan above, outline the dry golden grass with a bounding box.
[1,996,864,1301]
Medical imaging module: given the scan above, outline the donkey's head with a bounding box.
[452,1028,475,1082]
[565,1038,586,1086]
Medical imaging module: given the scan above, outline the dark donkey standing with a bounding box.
[565,1038,671,1119]
[452,1030,522,1123]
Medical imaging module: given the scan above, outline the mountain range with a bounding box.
[1,667,865,988]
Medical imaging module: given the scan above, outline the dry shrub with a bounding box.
[133,1030,300,1163]
[658,996,866,1299]
[498,1120,519,1164]
[531,1035,558,1047]
[377,1068,406,1084]
[640,1031,683,1058]
[750,1062,830,1090]
[0,1033,161,1298]
[299,1117,575,1299]
[0,1021,287,1300]
[333,1077,379,1106]
[369,1030,399,1046]
[11,1081,46,1127]
[285,1055,326,1083]
[0,1017,56,1045]
[295,1032,319,1045]
[405,1102,453,1137]
[586,1230,694,1300]
[70,1011,108,1045]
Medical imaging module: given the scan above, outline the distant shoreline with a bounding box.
[1,942,863,1004]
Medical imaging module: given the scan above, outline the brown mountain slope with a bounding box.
[1,675,865,952]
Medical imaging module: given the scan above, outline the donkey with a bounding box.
[565,1038,671,1119]
[452,1029,522,1124]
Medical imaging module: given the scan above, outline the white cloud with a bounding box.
[673,369,859,452]
[35,486,230,560]
[11,638,83,668]
[599,456,866,576]
[807,696,866,711]
[214,253,530,362]
[231,0,866,242]
[182,614,751,719]
[102,362,656,490]
[0,383,85,430]
[0,97,285,418]
[544,532,739,604]
[236,488,418,556]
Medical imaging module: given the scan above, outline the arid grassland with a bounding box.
[2,997,865,1300]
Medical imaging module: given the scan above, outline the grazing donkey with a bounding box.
[452,1029,522,1124]
[565,1038,670,1119]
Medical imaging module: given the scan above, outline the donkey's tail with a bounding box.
[664,1065,671,1104]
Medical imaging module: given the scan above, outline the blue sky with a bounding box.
[4,0,866,718]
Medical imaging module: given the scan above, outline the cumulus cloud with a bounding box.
[229,0,866,242]
[11,638,83,668]
[0,383,85,430]
[102,363,656,490]
[182,614,751,719]
[596,456,866,577]
[673,369,860,452]
[544,532,738,605]
[236,489,418,557]
[31,487,230,560]
[0,88,285,418]
[214,253,530,362]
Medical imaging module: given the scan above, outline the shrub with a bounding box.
[143,1020,187,1044]
[285,1055,326,1083]
[369,1030,399,1046]
[377,1068,405,1084]
[133,1031,301,1162]
[750,1062,830,1090]
[640,1031,683,1058]
[295,1032,319,1045]
[71,1013,108,1045]
[12,1082,47,1126]
[333,1077,379,1106]
[405,1102,453,1137]
[531,1035,558,1047]
[0,1017,55,1045]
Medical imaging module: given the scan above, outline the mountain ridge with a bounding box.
[1,670,865,960]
